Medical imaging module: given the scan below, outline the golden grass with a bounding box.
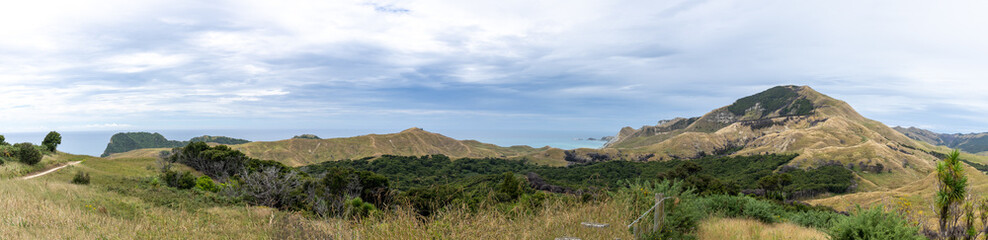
[0,179,273,239]
[1,156,634,239]
[0,177,635,239]
[0,152,91,179]
[697,218,828,240]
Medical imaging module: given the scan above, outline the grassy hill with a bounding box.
[894,126,988,155]
[558,86,940,190]
[229,128,552,167]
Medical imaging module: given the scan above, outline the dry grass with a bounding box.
[325,199,634,239]
[0,179,273,239]
[697,218,828,240]
[1,155,634,239]
[0,177,635,239]
[0,152,90,179]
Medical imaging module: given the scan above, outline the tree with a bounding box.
[0,135,8,146]
[14,143,42,165]
[935,149,968,239]
[758,173,793,200]
[42,131,61,152]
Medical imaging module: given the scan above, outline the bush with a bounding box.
[829,206,924,240]
[14,143,42,165]
[698,195,785,223]
[788,209,845,229]
[346,197,377,218]
[72,171,91,185]
[195,176,220,192]
[163,171,197,189]
[0,134,8,146]
[42,131,61,152]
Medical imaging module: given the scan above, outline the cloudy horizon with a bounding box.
[3,0,988,135]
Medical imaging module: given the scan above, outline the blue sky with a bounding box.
[2,0,988,135]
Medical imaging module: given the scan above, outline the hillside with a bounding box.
[229,128,551,166]
[894,126,988,155]
[101,132,250,157]
[568,85,940,190]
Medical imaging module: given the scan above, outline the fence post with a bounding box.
[653,193,663,232]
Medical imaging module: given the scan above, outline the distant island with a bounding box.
[101,132,250,157]
[576,136,614,142]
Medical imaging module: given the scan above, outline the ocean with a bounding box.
[1,129,614,157]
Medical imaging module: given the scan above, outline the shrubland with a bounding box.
[1,140,942,239]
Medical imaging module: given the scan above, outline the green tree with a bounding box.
[0,135,8,146]
[42,131,61,152]
[14,143,42,165]
[936,149,968,239]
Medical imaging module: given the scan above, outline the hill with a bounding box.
[894,126,988,155]
[229,128,551,167]
[101,132,250,157]
[565,85,940,190]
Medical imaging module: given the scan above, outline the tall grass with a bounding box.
[698,218,828,240]
[2,156,635,239]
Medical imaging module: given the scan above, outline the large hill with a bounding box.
[109,128,553,167]
[893,126,988,155]
[230,128,549,166]
[567,85,942,189]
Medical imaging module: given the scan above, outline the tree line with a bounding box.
[0,131,61,165]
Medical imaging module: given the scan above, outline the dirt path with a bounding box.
[21,161,83,180]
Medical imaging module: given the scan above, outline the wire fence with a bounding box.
[628,193,672,239]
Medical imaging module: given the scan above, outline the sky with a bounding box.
[2,0,988,135]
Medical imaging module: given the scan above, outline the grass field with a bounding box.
[697,218,828,240]
[0,152,87,179]
[0,156,634,239]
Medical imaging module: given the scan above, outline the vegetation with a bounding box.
[188,135,251,145]
[303,154,850,195]
[43,131,61,152]
[935,150,968,239]
[0,134,8,146]
[292,134,321,139]
[726,86,814,116]
[14,142,42,165]
[829,206,925,240]
[72,170,90,185]
[3,146,930,239]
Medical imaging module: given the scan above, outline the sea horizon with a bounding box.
[1,128,614,157]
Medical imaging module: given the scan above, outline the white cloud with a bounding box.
[100,52,192,73]
[2,0,988,133]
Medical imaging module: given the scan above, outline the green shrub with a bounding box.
[195,176,220,192]
[346,197,377,218]
[162,171,197,189]
[0,134,8,146]
[788,209,846,229]
[697,195,784,223]
[828,206,924,240]
[72,171,91,185]
[42,131,61,152]
[14,142,42,165]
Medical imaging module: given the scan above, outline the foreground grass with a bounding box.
[0,152,88,179]
[698,218,828,240]
[1,157,633,239]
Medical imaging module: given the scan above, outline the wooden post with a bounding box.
[653,193,663,232]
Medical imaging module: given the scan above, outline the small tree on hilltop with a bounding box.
[0,135,8,146]
[42,131,61,152]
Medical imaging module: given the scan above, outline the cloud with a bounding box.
[100,52,192,73]
[1,0,988,134]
